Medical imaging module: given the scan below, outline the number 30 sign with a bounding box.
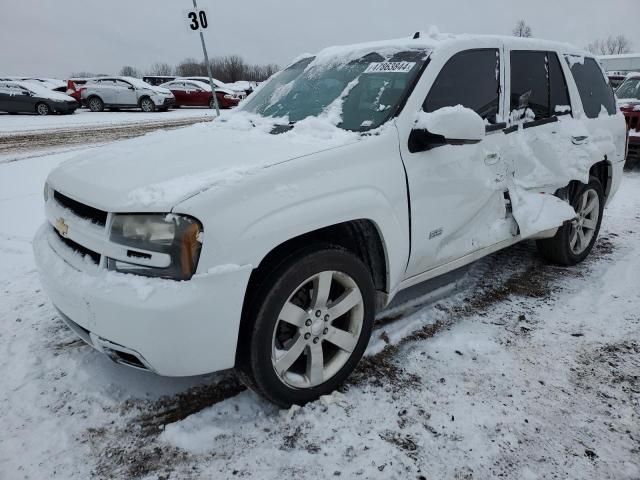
[186,9,208,31]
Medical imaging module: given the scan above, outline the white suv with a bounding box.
[81,76,175,112]
[34,34,626,406]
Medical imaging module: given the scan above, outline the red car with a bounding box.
[159,80,241,109]
[616,73,640,168]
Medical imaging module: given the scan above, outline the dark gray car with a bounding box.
[0,81,78,115]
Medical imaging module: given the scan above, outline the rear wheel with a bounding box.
[35,103,50,116]
[237,247,375,407]
[140,97,155,112]
[87,97,104,112]
[536,177,604,265]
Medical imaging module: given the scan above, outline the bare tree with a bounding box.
[174,55,278,82]
[587,35,632,55]
[119,65,140,77]
[147,62,174,76]
[512,20,532,38]
[175,58,206,77]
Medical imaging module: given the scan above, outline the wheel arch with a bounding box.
[589,159,612,199]
[235,218,389,365]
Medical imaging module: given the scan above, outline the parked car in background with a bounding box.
[617,72,640,168]
[81,76,175,112]
[61,80,85,104]
[608,72,628,90]
[143,75,177,86]
[160,79,240,109]
[35,34,626,407]
[178,76,247,100]
[0,80,78,115]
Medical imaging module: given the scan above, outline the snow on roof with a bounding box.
[308,31,588,67]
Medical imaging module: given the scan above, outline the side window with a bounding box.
[548,52,571,115]
[424,49,500,124]
[567,57,617,118]
[510,51,549,121]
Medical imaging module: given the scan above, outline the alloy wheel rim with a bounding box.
[90,99,100,110]
[271,270,364,389]
[37,104,48,115]
[142,99,153,111]
[570,189,599,255]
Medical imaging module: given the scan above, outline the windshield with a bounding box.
[240,49,429,131]
[617,77,640,100]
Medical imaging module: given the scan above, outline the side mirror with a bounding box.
[409,106,485,153]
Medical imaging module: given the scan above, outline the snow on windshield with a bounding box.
[240,47,430,132]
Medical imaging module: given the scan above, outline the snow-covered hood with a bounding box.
[47,113,359,213]
[142,84,172,95]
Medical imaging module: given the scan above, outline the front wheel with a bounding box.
[140,97,156,112]
[237,247,375,407]
[536,177,605,265]
[35,103,50,116]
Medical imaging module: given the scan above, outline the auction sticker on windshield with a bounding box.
[363,62,416,73]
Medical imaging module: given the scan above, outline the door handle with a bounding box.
[484,152,500,165]
[572,135,589,145]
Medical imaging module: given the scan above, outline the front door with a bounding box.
[401,47,514,278]
[113,79,138,106]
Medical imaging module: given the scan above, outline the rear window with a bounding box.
[566,57,616,118]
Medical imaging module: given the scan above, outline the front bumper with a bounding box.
[153,96,175,107]
[33,224,252,376]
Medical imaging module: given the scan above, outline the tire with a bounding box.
[87,97,104,112]
[209,98,217,109]
[140,97,156,112]
[35,103,50,116]
[536,176,605,266]
[237,247,375,407]
[158,107,169,112]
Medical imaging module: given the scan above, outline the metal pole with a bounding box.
[193,0,220,116]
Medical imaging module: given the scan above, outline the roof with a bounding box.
[309,31,588,65]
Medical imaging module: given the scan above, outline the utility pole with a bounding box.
[192,0,220,116]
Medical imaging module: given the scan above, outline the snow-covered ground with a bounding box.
[1,141,638,478]
[0,108,214,134]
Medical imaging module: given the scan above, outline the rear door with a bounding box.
[169,82,186,105]
[401,46,515,277]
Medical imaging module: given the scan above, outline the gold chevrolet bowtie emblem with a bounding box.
[55,217,69,237]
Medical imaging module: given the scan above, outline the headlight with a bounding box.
[107,214,202,280]
[224,94,235,99]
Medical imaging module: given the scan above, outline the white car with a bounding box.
[178,76,247,99]
[81,76,175,112]
[34,34,626,407]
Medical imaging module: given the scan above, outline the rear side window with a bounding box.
[567,57,616,118]
[510,51,571,121]
[511,51,549,120]
[424,49,500,124]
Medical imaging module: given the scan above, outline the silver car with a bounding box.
[81,76,175,112]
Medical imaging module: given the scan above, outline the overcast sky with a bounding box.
[1,0,638,78]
